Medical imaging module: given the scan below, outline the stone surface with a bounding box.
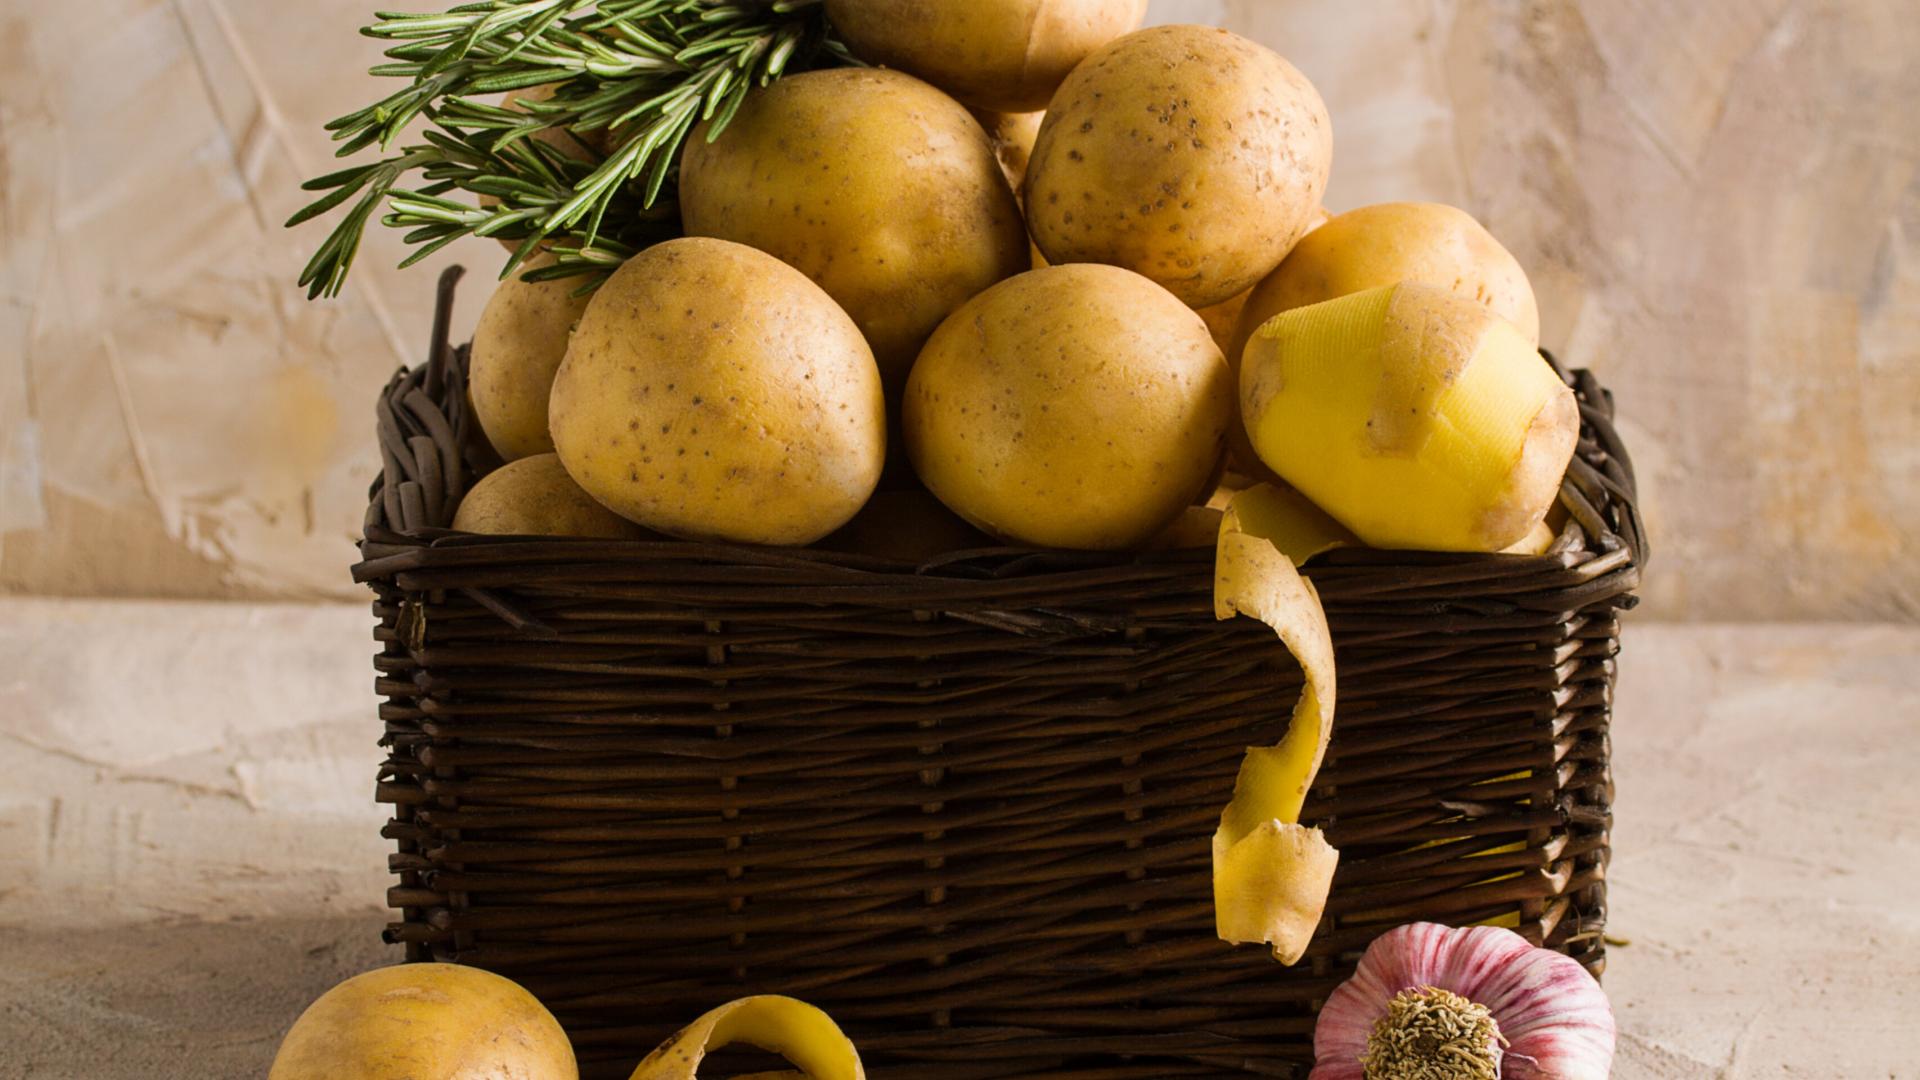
[0,598,389,925]
[2,0,1915,619]
[1,609,1913,1076]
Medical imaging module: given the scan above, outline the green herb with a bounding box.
[289,0,847,299]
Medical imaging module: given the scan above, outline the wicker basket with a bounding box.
[354,268,1644,1079]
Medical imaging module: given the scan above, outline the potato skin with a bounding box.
[904,263,1232,550]
[548,238,885,546]
[1228,202,1541,368]
[268,963,576,1080]
[451,454,650,539]
[678,68,1028,396]
[468,254,590,461]
[826,0,1148,114]
[1025,24,1332,308]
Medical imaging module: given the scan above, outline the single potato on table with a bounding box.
[549,237,886,546]
[679,68,1029,399]
[269,963,575,1080]
[825,0,1148,114]
[451,454,651,539]
[905,263,1232,550]
[1025,24,1331,308]
[468,253,590,461]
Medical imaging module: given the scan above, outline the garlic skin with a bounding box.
[1311,923,1616,1080]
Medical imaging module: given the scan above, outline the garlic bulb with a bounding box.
[1311,922,1615,1080]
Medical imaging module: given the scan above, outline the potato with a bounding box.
[1193,209,1325,360]
[468,254,589,461]
[971,108,1045,195]
[268,963,575,1080]
[904,264,1231,550]
[1025,25,1332,308]
[679,68,1029,396]
[817,488,990,562]
[451,454,650,539]
[1197,288,1252,358]
[1239,282,1577,552]
[549,238,885,546]
[825,0,1148,113]
[1228,202,1541,369]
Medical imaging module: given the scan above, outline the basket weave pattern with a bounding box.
[354,271,1644,1079]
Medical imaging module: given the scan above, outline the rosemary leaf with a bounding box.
[290,0,844,298]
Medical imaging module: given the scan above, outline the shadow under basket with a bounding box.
[354,269,1645,1079]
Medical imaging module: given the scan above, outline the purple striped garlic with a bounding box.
[1311,922,1615,1080]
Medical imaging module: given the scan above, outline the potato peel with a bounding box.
[628,996,865,1080]
[1213,484,1341,965]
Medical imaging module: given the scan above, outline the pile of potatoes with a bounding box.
[457,1,1576,559]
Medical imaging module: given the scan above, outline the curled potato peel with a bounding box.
[1213,485,1341,965]
[629,995,864,1080]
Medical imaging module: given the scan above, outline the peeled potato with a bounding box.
[1240,282,1578,552]
[469,253,590,461]
[452,454,651,539]
[549,238,885,546]
[679,68,1028,398]
[904,263,1231,550]
[1025,25,1331,308]
[825,0,1148,114]
[269,964,575,1080]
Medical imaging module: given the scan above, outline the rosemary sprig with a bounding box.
[290,0,846,299]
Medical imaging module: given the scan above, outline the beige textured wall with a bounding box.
[1,0,1913,618]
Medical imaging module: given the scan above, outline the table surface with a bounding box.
[2,620,1915,1078]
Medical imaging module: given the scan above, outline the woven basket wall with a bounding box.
[354,270,1645,1079]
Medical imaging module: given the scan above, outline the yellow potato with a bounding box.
[1228,201,1541,369]
[904,263,1231,550]
[468,254,590,461]
[1025,25,1331,308]
[1197,288,1252,358]
[825,0,1148,114]
[971,108,1046,195]
[679,68,1028,398]
[451,454,651,539]
[1240,282,1578,552]
[549,238,885,546]
[816,488,990,562]
[268,963,575,1080]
